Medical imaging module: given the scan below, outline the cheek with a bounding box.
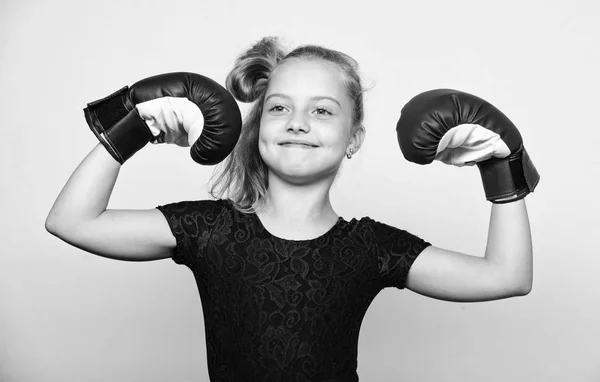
[257,130,266,153]
[322,124,352,147]
[258,120,272,143]
[257,126,272,160]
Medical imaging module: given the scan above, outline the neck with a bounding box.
[257,172,337,225]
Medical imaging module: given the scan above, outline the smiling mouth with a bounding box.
[279,142,318,148]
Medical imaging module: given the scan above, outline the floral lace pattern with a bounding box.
[156,199,430,381]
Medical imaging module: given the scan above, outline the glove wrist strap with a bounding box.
[83,86,152,164]
[101,109,154,164]
[84,86,133,138]
[477,145,540,204]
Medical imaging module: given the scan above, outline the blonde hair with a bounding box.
[209,37,365,213]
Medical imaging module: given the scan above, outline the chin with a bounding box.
[261,151,343,184]
[272,165,341,186]
[277,169,319,184]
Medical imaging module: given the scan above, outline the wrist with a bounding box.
[99,109,153,164]
[477,145,539,203]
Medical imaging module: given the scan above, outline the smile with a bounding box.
[279,142,318,148]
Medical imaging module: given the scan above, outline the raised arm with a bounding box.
[396,89,539,302]
[405,200,532,302]
[46,72,242,261]
[45,143,176,261]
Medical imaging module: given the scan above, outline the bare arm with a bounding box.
[405,199,533,302]
[45,143,175,261]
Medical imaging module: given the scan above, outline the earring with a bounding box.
[346,148,354,159]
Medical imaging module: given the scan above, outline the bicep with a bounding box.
[405,246,522,302]
[47,208,176,262]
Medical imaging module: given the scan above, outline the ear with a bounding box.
[348,124,366,153]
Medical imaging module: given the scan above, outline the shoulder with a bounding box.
[154,199,241,245]
[344,216,416,237]
[342,215,430,249]
[155,198,238,225]
[156,198,230,214]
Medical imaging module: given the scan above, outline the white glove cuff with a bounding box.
[435,123,511,166]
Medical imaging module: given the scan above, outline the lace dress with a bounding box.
[156,199,430,381]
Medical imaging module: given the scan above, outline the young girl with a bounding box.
[46,37,535,382]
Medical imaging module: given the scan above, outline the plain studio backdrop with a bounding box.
[1,0,598,381]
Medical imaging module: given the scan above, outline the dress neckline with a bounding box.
[251,213,346,243]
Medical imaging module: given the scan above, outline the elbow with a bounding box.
[515,267,534,296]
[514,282,532,296]
[508,276,533,297]
[45,214,69,237]
[497,261,533,298]
[519,278,533,296]
[45,209,72,236]
[494,269,532,298]
[45,215,58,235]
[45,207,60,233]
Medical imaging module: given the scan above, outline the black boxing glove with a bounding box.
[396,89,539,203]
[83,72,242,165]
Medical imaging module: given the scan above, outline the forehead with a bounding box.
[267,59,347,97]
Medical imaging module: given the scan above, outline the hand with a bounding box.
[135,97,204,147]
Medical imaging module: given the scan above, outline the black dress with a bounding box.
[156,199,430,382]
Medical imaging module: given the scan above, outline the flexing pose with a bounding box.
[46,37,538,381]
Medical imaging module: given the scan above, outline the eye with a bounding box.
[268,105,287,113]
[314,107,332,116]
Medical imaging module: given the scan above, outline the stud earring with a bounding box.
[346,148,354,159]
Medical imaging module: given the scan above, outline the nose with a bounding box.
[286,111,310,133]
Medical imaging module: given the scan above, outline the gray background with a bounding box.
[1,0,598,381]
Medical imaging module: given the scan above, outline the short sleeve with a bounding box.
[370,219,431,290]
[155,199,226,266]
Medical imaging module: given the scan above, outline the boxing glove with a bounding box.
[396,89,539,203]
[83,72,242,165]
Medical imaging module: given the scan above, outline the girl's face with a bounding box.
[259,59,360,185]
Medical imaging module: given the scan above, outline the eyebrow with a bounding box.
[265,93,342,108]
